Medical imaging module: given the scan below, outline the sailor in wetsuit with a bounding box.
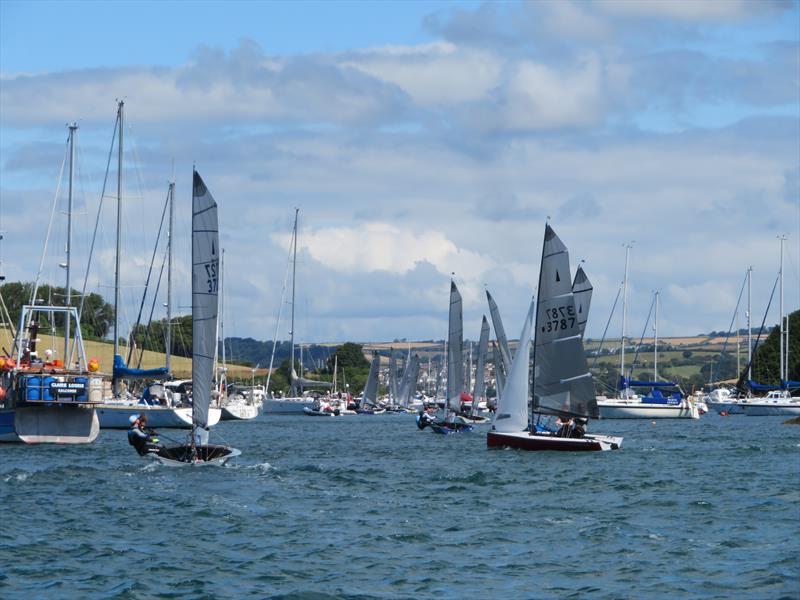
[127,414,161,455]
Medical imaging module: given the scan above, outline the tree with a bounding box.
[682,350,693,359]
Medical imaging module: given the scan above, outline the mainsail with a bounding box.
[486,290,513,373]
[492,341,505,396]
[397,354,420,407]
[389,349,398,402]
[572,265,593,338]
[191,170,219,430]
[447,281,463,414]
[532,224,598,419]
[362,354,380,407]
[470,315,490,416]
[492,299,534,433]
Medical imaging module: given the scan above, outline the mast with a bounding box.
[779,235,786,382]
[166,179,174,372]
[113,100,124,392]
[620,243,632,390]
[747,266,752,381]
[64,122,77,366]
[289,208,299,396]
[653,291,659,381]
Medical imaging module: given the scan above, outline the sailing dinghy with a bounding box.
[150,171,240,466]
[417,281,474,434]
[487,224,622,452]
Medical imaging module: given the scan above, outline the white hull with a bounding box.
[597,399,699,419]
[96,404,221,428]
[744,401,800,416]
[707,399,746,414]
[0,406,99,444]
[220,403,259,420]
[262,397,315,414]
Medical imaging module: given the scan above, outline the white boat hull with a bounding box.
[262,398,315,414]
[96,404,221,428]
[0,406,99,444]
[744,401,800,416]
[220,403,259,420]
[597,399,699,419]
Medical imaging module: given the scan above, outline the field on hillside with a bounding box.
[0,327,262,380]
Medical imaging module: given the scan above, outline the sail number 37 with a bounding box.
[544,305,575,331]
[204,262,218,293]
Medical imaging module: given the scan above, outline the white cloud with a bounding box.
[597,0,788,21]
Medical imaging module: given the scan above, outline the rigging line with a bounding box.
[590,284,622,371]
[29,136,69,309]
[127,187,170,365]
[627,293,655,380]
[136,244,168,369]
[265,220,297,395]
[712,270,749,384]
[737,273,780,390]
[78,113,119,323]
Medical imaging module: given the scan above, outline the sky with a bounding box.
[1,0,799,349]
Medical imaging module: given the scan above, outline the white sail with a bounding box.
[389,349,398,401]
[191,170,219,430]
[533,224,598,419]
[362,354,380,407]
[572,265,593,338]
[470,315,490,416]
[486,290,513,372]
[447,281,463,414]
[492,299,534,433]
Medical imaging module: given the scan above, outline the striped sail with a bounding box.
[447,281,463,414]
[492,300,534,433]
[191,170,219,430]
[533,224,598,419]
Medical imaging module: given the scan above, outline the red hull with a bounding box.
[487,430,621,452]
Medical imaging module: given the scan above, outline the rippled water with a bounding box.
[1,414,798,599]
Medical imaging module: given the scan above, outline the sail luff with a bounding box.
[470,316,490,416]
[492,341,505,396]
[447,281,463,414]
[191,170,219,430]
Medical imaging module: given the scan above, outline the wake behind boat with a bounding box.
[487,224,622,452]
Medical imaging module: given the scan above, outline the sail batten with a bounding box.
[191,170,219,430]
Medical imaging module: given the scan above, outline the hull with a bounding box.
[597,399,699,419]
[262,398,315,415]
[220,403,259,421]
[303,407,340,417]
[0,406,99,444]
[96,404,221,428]
[487,429,623,452]
[744,401,800,416]
[152,444,241,466]
[707,400,746,415]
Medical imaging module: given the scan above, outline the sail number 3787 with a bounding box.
[543,305,575,331]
